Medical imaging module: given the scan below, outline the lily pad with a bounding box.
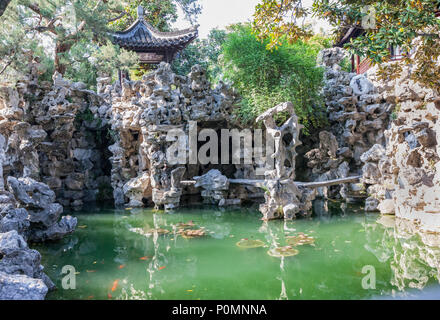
[267,246,299,258]
[286,233,315,246]
[236,239,265,248]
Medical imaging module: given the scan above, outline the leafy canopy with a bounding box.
[220,24,327,132]
[109,0,201,32]
[252,0,440,91]
[0,0,200,88]
[172,28,228,80]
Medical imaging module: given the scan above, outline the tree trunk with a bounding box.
[0,0,12,17]
[54,41,73,75]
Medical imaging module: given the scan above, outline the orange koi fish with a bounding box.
[111,279,119,292]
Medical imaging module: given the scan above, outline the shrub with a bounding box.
[220,24,327,133]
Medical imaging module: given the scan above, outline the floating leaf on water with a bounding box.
[236,239,265,248]
[175,221,196,229]
[129,227,170,237]
[267,246,299,258]
[286,233,315,246]
[178,228,206,239]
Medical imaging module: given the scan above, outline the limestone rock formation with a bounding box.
[104,62,240,210]
[310,47,389,203]
[7,177,77,242]
[256,102,315,220]
[0,70,113,209]
[194,169,230,205]
[360,61,440,231]
[0,230,53,299]
[0,271,48,300]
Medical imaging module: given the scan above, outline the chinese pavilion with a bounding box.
[111,6,198,65]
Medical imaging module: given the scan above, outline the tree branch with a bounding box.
[0,51,16,76]
[108,11,127,23]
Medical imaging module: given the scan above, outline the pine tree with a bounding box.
[0,0,200,86]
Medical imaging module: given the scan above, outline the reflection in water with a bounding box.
[36,203,440,300]
[259,221,288,300]
[365,214,440,297]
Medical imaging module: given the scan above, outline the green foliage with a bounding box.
[0,0,197,88]
[109,0,201,32]
[93,41,139,74]
[338,56,353,73]
[253,0,314,50]
[74,108,95,130]
[252,0,440,91]
[220,24,326,133]
[172,29,227,80]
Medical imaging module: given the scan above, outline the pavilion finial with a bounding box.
[137,6,144,20]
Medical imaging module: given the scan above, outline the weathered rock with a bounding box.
[256,102,315,220]
[378,199,395,215]
[6,177,76,241]
[122,173,150,207]
[7,177,55,210]
[194,169,229,205]
[194,169,229,191]
[28,215,77,242]
[0,208,29,234]
[365,197,379,212]
[350,75,374,96]
[308,48,389,202]
[0,271,47,300]
[105,62,240,209]
[358,58,440,231]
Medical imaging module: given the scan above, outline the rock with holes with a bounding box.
[6,177,76,242]
[350,75,374,96]
[256,102,315,220]
[0,271,48,300]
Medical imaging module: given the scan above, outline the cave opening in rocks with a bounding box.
[93,125,114,204]
[177,121,268,207]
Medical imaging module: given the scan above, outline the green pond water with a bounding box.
[33,201,440,300]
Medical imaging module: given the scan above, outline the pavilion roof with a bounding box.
[111,6,198,52]
[334,25,364,48]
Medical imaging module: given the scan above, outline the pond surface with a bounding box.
[34,201,440,300]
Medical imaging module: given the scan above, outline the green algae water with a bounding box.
[33,202,440,300]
